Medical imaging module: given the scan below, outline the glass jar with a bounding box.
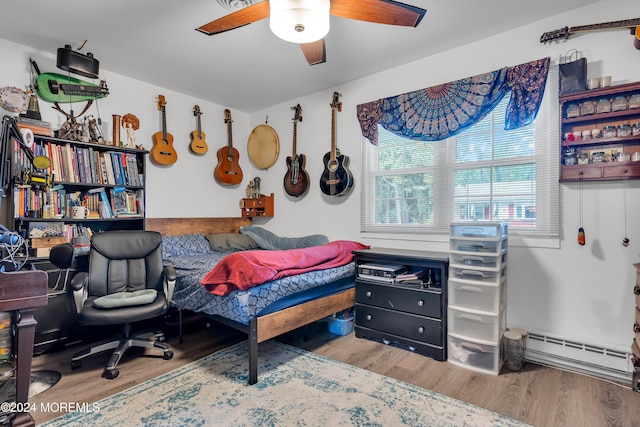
[611,95,628,112]
[629,94,640,109]
[633,122,640,137]
[596,98,611,114]
[577,152,590,164]
[504,330,523,371]
[592,151,605,163]
[563,148,577,165]
[580,100,596,116]
[603,126,617,138]
[617,124,631,137]
[566,103,580,118]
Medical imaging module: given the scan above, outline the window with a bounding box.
[361,67,559,238]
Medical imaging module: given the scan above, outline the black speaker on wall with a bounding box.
[56,44,99,79]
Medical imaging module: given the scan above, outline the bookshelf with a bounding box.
[9,134,148,257]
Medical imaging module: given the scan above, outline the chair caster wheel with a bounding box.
[163,350,174,360]
[71,360,82,370]
[103,368,119,379]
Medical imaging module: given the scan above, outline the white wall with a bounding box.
[1,0,639,358]
[247,0,640,355]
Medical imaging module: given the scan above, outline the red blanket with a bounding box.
[200,240,369,296]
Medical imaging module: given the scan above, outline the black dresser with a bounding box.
[352,248,449,361]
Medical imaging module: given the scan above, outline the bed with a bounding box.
[145,217,361,384]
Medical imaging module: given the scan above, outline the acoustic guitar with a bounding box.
[150,95,178,165]
[190,105,208,155]
[540,18,640,50]
[214,109,243,185]
[283,104,310,197]
[320,92,353,197]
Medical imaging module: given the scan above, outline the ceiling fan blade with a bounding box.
[300,39,326,66]
[196,1,271,35]
[330,0,426,27]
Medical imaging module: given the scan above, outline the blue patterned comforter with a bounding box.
[164,252,355,325]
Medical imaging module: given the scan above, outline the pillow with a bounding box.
[239,226,329,250]
[162,233,212,258]
[206,233,259,252]
[94,289,157,309]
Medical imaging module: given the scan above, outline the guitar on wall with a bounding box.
[320,92,353,197]
[190,105,208,155]
[34,72,110,104]
[150,95,178,165]
[214,109,243,185]
[283,104,310,197]
[540,18,640,50]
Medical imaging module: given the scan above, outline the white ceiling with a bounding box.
[0,0,598,113]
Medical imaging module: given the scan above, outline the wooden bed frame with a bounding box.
[145,217,356,384]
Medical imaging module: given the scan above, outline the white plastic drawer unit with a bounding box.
[450,222,507,239]
[449,237,507,255]
[450,265,505,286]
[448,306,505,342]
[447,333,501,375]
[448,277,505,314]
[449,252,507,271]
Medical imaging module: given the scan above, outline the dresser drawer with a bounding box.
[356,282,442,318]
[449,252,507,271]
[450,265,505,286]
[448,334,501,375]
[355,304,442,346]
[449,237,507,255]
[450,222,507,239]
[448,306,505,342]
[448,277,505,314]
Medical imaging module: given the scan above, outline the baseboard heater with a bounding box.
[525,332,633,383]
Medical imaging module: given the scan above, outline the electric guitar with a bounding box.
[150,95,178,165]
[320,92,353,197]
[34,72,109,104]
[540,18,640,50]
[214,109,243,185]
[190,105,208,155]
[283,104,310,197]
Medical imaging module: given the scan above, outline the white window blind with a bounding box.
[361,66,559,238]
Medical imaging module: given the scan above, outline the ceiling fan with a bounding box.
[196,0,426,65]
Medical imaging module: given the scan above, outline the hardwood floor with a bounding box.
[26,321,640,426]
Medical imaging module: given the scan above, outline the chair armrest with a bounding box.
[69,272,89,314]
[164,266,176,302]
[70,272,88,291]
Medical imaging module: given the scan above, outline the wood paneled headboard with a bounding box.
[145,217,252,237]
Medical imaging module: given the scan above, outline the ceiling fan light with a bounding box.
[269,0,330,44]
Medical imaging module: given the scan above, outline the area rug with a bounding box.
[42,341,529,427]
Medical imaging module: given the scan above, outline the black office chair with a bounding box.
[49,242,74,291]
[68,230,176,379]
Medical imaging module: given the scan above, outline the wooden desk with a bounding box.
[0,270,48,427]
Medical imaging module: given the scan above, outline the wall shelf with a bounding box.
[560,81,640,182]
[240,193,274,217]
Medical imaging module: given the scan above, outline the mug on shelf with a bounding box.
[72,206,90,219]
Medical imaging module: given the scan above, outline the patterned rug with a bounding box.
[42,341,529,427]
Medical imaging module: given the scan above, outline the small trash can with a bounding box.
[504,330,523,371]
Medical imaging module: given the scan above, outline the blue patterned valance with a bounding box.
[357,57,550,145]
